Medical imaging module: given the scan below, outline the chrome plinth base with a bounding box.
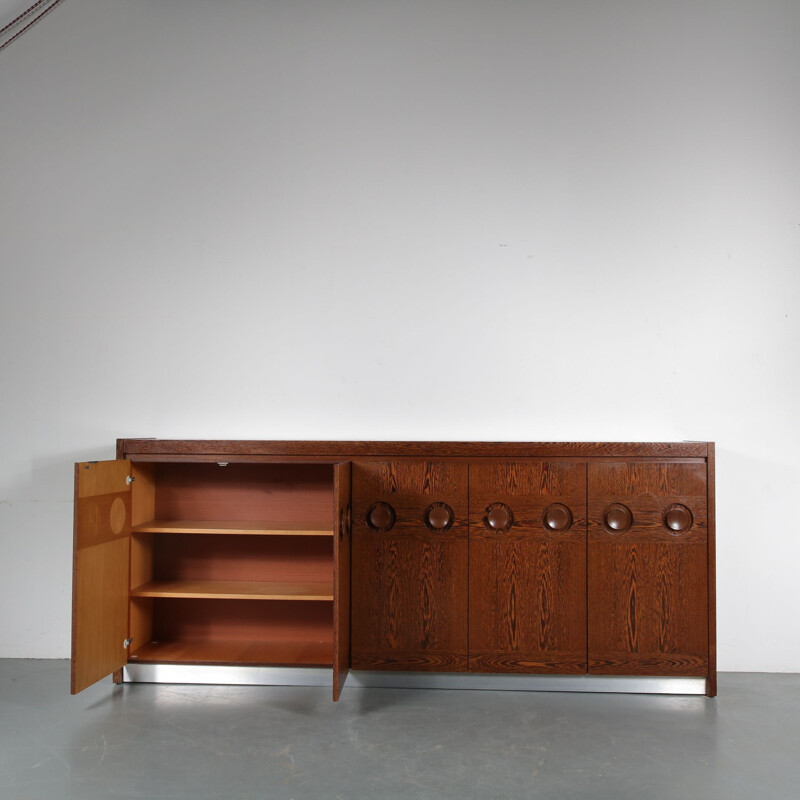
[122,664,332,687]
[122,664,707,695]
[348,672,706,695]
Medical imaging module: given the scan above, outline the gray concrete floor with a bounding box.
[1,660,798,800]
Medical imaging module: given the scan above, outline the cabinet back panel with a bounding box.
[152,464,333,523]
[150,599,333,643]
[152,535,333,583]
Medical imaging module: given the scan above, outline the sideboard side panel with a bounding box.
[706,445,717,696]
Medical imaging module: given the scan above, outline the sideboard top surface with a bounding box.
[118,439,710,460]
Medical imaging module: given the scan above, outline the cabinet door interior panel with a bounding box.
[71,460,133,694]
[149,534,333,584]
[351,461,468,670]
[152,463,334,524]
[469,461,587,673]
[588,461,709,676]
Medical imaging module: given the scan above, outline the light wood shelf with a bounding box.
[129,639,333,667]
[132,520,333,536]
[131,580,334,601]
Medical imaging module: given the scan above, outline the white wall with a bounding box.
[1,0,798,670]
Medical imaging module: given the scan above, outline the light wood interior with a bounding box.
[133,520,333,535]
[130,463,155,654]
[146,533,334,582]
[152,463,334,523]
[128,463,335,667]
[129,599,334,667]
[129,639,333,666]
[131,579,334,601]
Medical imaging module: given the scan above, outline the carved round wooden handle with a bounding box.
[664,503,693,534]
[424,502,454,531]
[543,503,572,532]
[366,502,396,532]
[484,503,513,533]
[603,503,633,534]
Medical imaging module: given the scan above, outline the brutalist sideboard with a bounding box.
[71,440,716,698]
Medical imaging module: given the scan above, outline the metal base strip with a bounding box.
[347,672,707,695]
[123,664,706,695]
[122,664,332,687]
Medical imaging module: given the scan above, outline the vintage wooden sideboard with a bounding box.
[71,440,716,698]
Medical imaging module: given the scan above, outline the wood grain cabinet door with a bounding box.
[588,461,709,676]
[351,461,468,671]
[469,461,587,673]
[71,459,132,694]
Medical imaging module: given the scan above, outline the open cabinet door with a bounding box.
[71,460,132,694]
[333,461,352,701]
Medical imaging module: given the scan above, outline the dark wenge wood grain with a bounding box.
[119,439,709,459]
[589,653,708,675]
[588,462,709,677]
[469,462,587,674]
[350,650,468,671]
[351,462,468,671]
[469,653,588,673]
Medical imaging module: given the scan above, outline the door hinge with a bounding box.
[126,476,135,485]
[123,638,133,648]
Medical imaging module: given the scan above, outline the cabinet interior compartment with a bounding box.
[128,461,335,667]
[135,461,335,528]
[129,599,334,666]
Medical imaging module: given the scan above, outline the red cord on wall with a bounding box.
[0,0,65,54]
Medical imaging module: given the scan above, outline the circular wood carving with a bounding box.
[366,501,396,532]
[424,502,454,531]
[602,503,633,534]
[110,497,127,535]
[543,503,573,532]
[664,503,693,535]
[483,502,514,533]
